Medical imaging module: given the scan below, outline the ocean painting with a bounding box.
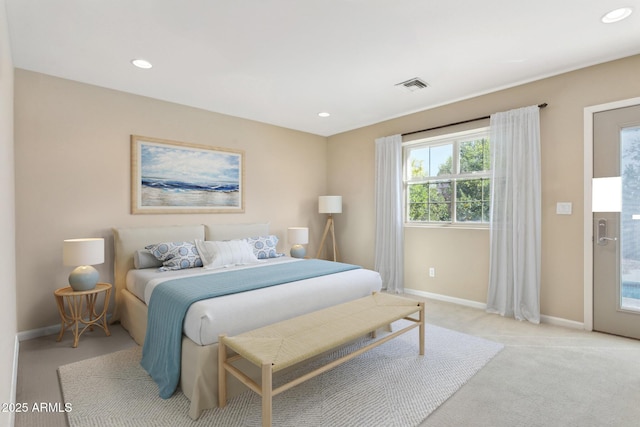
[131,136,244,214]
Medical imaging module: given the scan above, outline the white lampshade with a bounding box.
[319,196,342,214]
[592,177,622,212]
[63,238,105,266]
[288,227,309,245]
[63,238,104,291]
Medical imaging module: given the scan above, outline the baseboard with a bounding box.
[403,288,487,310]
[10,335,18,427]
[539,314,585,330]
[17,323,60,342]
[17,313,115,342]
[404,288,585,330]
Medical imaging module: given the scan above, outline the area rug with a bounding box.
[58,322,503,427]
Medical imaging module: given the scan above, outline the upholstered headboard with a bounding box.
[204,222,269,241]
[111,222,270,321]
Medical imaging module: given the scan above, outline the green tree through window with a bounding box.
[405,129,490,225]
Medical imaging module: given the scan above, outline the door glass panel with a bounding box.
[621,125,640,312]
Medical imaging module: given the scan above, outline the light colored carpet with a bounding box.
[58,322,503,427]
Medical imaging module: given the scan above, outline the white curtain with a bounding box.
[374,134,404,293]
[487,105,541,323]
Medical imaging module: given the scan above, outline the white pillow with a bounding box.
[195,239,259,269]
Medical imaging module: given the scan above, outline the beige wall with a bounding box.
[327,54,640,323]
[13,54,640,334]
[14,70,328,332]
[0,0,17,425]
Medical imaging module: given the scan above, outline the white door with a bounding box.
[593,104,640,339]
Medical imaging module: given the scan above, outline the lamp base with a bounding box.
[69,265,99,291]
[290,245,306,259]
[315,215,339,262]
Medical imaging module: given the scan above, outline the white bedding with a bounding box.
[126,257,382,346]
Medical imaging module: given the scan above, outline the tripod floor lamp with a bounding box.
[316,195,342,261]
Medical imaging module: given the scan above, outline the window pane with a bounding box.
[482,178,490,198]
[482,200,490,222]
[409,203,428,221]
[429,144,453,176]
[407,182,453,222]
[456,201,483,222]
[482,178,491,222]
[459,138,490,173]
[483,138,491,171]
[429,182,452,222]
[456,178,490,223]
[456,179,480,200]
[621,126,640,311]
[408,184,428,221]
[429,181,452,202]
[429,203,451,222]
[408,147,430,178]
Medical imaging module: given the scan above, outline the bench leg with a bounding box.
[218,334,227,408]
[262,362,273,427]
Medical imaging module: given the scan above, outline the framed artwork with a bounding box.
[131,135,245,214]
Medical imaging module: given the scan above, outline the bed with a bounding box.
[112,223,382,419]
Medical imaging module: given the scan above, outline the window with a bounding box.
[403,127,490,225]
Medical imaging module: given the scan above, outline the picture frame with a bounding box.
[131,135,245,214]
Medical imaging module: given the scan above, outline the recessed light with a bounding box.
[601,7,633,23]
[318,112,331,118]
[131,59,153,69]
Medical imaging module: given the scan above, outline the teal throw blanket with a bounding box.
[141,259,360,398]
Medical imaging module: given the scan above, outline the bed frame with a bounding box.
[112,223,382,420]
[113,223,274,419]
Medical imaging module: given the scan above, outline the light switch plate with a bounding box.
[556,202,572,215]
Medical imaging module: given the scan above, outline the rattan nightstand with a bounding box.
[54,282,112,348]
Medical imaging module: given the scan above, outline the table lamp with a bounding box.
[63,238,105,291]
[288,227,309,258]
[316,195,342,261]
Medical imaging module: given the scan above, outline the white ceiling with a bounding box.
[6,1,640,136]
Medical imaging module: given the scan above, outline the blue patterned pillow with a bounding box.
[244,235,282,259]
[145,241,203,271]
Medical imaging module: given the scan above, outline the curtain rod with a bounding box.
[401,103,548,137]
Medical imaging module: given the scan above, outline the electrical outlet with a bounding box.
[429,267,435,278]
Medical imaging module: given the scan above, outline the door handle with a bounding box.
[597,218,618,246]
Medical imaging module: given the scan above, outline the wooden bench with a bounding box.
[218,292,425,427]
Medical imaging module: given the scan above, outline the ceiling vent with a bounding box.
[395,77,429,92]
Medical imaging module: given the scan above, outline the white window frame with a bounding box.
[403,127,491,228]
